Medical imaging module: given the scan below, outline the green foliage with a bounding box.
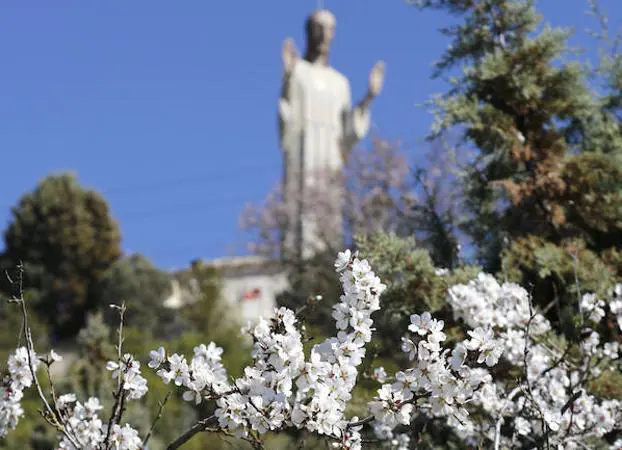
[589,368,622,400]
[0,297,53,449]
[1,173,122,337]
[0,299,48,364]
[67,312,116,400]
[0,389,56,450]
[168,261,253,379]
[55,315,202,450]
[356,233,480,353]
[410,164,462,269]
[122,261,252,449]
[2,2,620,448]
[98,254,174,336]
[561,153,622,246]
[174,260,222,334]
[501,236,618,338]
[503,236,617,296]
[277,250,344,341]
[414,0,622,330]
[0,254,250,450]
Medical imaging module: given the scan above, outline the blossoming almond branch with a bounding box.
[1,251,621,449]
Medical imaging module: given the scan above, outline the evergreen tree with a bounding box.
[98,253,174,336]
[413,0,622,329]
[1,173,122,337]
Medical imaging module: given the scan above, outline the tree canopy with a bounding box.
[413,0,622,329]
[1,173,122,337]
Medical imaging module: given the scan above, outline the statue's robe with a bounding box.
[278,59,370,260]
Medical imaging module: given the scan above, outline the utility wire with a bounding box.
[0,164,281,266]
[100,163,280,195]
[0,193,264,263]
[0,162,281,211]
[117,195,256,221]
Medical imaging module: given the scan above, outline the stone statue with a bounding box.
[278,9,385,261]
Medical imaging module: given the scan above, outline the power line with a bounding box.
[1,194,266,229]
[0,165,279,266]
[0,194,265,263]
[117,195,256,221]
[0,162,282,212]
[100,163,281,195]
[1,193,266,231]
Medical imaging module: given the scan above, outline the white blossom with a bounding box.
[106,354,148,400]
[1,251,620,450]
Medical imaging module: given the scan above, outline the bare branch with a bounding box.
[143,390,172,446]
[102,302,128,449]
[12,263,82,449]
[166,415,216,450]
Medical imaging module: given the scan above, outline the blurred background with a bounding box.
[0,1,620,449]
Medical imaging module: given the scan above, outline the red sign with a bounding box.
[242,288,262,301]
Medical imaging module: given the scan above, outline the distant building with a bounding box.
[210,255,288,323]
[163,255,288,323]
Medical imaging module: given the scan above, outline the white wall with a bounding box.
[164,256,289,324]
[219,268,288,323]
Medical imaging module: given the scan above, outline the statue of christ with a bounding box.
[278,9,385,261]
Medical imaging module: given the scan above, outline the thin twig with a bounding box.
[115,386,128,425]
[142,390,172,446]
[522,294,550,450]
[570,252,583,326]
[44,363,59,411]
[346,415,376,428]
[493,386,521,450]
[166,415,216,450]
[13,264,82,449]
[102,302,127,449]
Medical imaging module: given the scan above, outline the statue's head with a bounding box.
[304,9,336,63]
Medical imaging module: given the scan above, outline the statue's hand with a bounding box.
[282,38,298,76]
[368,60,386,99]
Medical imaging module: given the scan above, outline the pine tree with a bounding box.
[414,0,622,328]
[1,173,122,337]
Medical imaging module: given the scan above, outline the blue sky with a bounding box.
[0,1,619,270]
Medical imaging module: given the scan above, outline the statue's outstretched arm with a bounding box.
[342,86,372,160]
[341,61,385,160]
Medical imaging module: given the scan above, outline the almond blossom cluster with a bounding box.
[365,312,504,448]
[0,344,146,449]
[446,274,622,449]
[1,251,621,449]
[210,249,386,447]
[608,283,622,332]
[0,382,22,439]
[106,354,149,401]
[0,347,38,438]
[149,342,230,405]
[55,396,142,450]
